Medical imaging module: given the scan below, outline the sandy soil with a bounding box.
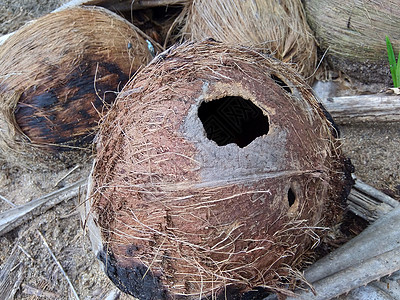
[0,1,399,300]
[0,0,67,35]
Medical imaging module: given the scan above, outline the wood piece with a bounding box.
[22,284,60,299]
[0,245,24,300]
[0,194,16,208]
[281,202,400,299]
[320,94,400,123]
[264,180,400,300]
[286,247,400,300]
[55,0,187,13]
[347,176,399,222]
[53,0,104,11]
[104,290,121,300]
[306,203,400,283]
[0,179,86,236]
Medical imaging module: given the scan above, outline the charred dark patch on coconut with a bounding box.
[98,249,170,300]
[15,60,128,151]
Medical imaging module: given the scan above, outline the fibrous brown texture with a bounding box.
[87,40,352,299]
[178,0,317,81]
[0,6,152,169]
[304,0,400,84]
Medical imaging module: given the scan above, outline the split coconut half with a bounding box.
[0,6,153,169]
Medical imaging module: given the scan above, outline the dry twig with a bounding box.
[347,176,399,222]
[284,198,400,299]
[0,194,16,208]
[0,178,86,236]
[37,230,80,300]
[0,244,24,300]
[320,94,400,123]
[22,283,59,299]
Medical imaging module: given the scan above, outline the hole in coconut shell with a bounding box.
[198,96,269,148]
[288,188,296,207]
[271,74,292,94]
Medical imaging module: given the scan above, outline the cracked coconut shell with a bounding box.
[0,6,153,168]
[84,40,354,299]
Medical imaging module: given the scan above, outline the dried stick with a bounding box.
[55,0,188,12]
[320,94,400,123]
[286,247,400,300]
[101,0,188,11]
[104,289,121,300]
[281,203,400,299]
[0,194,16,207]
[54,164,81,187]
[0,179,87,236]
[0,244,24,300]
[0,32,14,46]
[22,284,59,299]
[263,180,400,300]
[304,200,400,283]
[37,230,80,300]
[347,176,399,222]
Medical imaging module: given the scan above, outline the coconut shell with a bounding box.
[304,0,400,84]
[178,0,317,81]
[85,40,353,299]
[0,6,153,168]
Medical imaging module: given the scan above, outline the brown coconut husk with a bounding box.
[304,0,400,85]
[178,0,317,81]
[0,6,153,169]
[85,40,353,299]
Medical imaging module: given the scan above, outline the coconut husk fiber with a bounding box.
[304,0,400,84]
[178,0,317,81]
[0,6,153,169]
[85,40,354,299]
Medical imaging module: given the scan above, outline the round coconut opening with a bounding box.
[85,40,354,299]
[198,96,269,148]
[0,6,153,169]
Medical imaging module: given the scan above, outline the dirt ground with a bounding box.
[0,1,399,300]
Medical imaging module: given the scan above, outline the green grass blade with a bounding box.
[386,36,398,87]
[396,52,400,88]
